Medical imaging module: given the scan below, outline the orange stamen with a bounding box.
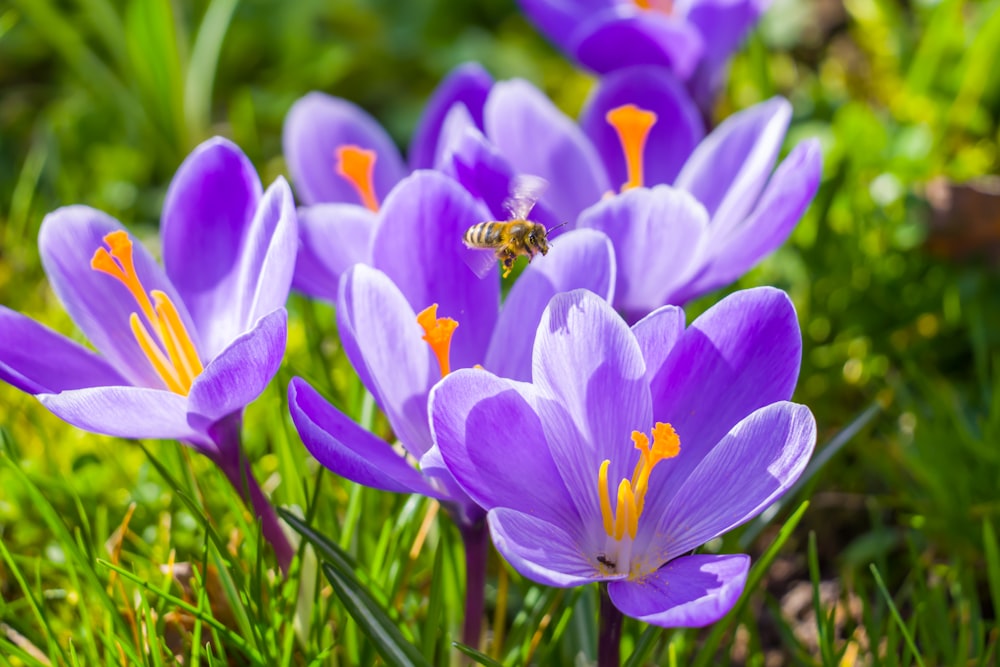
[417,304,458,378]
[605,104,658,191]
[335,145,380,212]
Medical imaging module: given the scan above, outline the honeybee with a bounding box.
[463,175,566,278]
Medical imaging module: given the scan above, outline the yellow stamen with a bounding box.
[605,104,658,191]
[91,232,203,395]
[335,145,380,212]
[416,304,458,378]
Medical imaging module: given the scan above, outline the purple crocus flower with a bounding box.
[431,287,815,629]
[517,0,769,112]
[441,70,821,321]
[0,137,297,571]
[283,63,493,299]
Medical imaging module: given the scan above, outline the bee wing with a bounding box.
[461,246,499,279]
[502,174,548,220]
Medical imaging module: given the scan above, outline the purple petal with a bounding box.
[282,92,407,206]
[409,62,493,170]
[0,306,126,394]
[292,203,377,302]
[571,10,704,79]
[674,97,791,233]
[580,65,705,189]
[417,446,485,523]
[186,309,287,426]
[337,264,437,459]
[371,171,498,369]
[631,304,685,388]
[643,287,802,503]
[486,229,615,380]
[288,377,444,498]
[39,206,191,389]
[430,368,579,530]
[489,508,597,587]
[577,186,710,322]
[609,554,749,627]
[517,0,615,53]
[484,80,611,222]
[650,402,815,557]
[37,385,200,442]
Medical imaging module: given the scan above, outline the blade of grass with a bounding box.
[870,564,926,667]
[184,0,240,138]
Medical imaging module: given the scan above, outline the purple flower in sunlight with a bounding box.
[431,287,815,627]
[288,170,616,525]
[517,0,769,111]
[282,63,493,298]
[0,138,297,569]
[439,70,821,321]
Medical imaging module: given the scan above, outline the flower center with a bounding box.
[335,145,380,212]
[605,104,658,192]
[416,304,458,378]
[598,422,680,543]
[633,0,674,13]
[91,231,204,394]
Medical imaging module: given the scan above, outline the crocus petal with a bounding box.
[532,290,651,529]
[489,508,598,587]
[631,304,685,388]
[371,171,498,369]
[485,229,615,381]
[39,206,190,389]
[337,265,437,458]
[292,203,378,302]
[282,92,407,206]
[288,377,445,498]
[579,65,704,189]
[643,287,801,506]
[417,446,485,524]
[38,385,201,443]
[430,368,579,530]
[571,10,704,79]
[485,80,611,222]
[0,306,126,394]
[674,97,791,234]
[517,0,615,53]
[186,309,287,426]
[577,186,710,321]
[678,139,822,301]
[161,138,263,358]
[609,554,749,627]
[650,402,815,557]
[409,62,493,170]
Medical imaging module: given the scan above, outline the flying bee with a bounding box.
[463,175,567,278]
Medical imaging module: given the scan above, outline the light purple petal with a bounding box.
[186,309,287,426]
[489,508,597,587]
[417,446,484,523]
[39,206,190,389]
[409,62,493,170]
[371,171,498,369]
[631,304,686,388]
[0,306,126,394]
[484,79,611,222]
[674,97,791,234]
[571,10,704,79]
[292,203,378,302]
[485,229,615,381]
[430,368,579,530]
[288,377,444,498]
[337,264,437,459]
[609,554,749,627]
[282,92,407,206]
[650,402,815,557]
[577,186,710,321]
[38,385,200,442]
[580,65,705,189]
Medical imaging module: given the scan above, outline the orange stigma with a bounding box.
[335,145,380,212]
[416,304,458,378]
[598,422,680,540]
[91,231,203,394]
[605,104,658,191]
[633,0,674,12]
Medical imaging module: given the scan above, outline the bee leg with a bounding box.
[500,250,516,278]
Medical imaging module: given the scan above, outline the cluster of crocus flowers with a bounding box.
[0,138,298,571]
[431,287,816,626]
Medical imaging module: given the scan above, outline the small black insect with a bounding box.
[596,554,617,569]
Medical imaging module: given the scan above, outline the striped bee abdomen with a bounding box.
[463,222,507,248]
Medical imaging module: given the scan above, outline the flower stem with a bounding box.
[598,583,624,667]
[459,520,489,650]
